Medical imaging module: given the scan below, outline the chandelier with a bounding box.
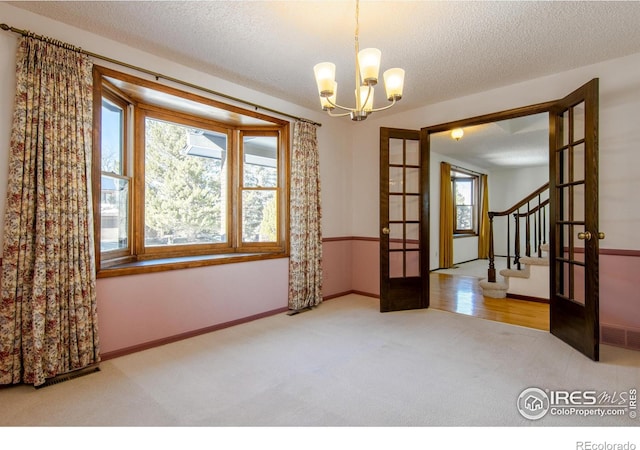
[313,0,405,121]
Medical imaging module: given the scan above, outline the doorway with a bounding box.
[380,79,601,360]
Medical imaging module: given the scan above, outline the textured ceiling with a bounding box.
[8,0,640,114]
[7,1,640,169]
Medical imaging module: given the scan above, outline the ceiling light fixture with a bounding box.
[313,0,405,121]
[451,128,464,141]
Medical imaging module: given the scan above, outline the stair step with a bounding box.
[520,256,550,266]
[478,278,508,299]
[500,267,530,279]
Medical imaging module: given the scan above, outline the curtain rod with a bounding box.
[0,23,322,127]
[449,163,486,177]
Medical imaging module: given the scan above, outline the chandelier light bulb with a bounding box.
[312,0,405,121]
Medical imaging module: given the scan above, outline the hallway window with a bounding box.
[452,169,478,234]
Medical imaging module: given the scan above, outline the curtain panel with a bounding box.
[478,174,490,259]
[439,162,454,269]
[0,37,99,386]
[288,121,323,311]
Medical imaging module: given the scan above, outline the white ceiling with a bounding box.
[8,0,640,114]
[7,1,640,169]
[430,113,549,170]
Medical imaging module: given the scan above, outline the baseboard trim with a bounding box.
[323,290,355,300]
[506,293,550,304]
[100,305,289,361]
[324,290,379,300]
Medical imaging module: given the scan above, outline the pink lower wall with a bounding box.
[600,253,640,330]
[2,240,636,357]
[97,258,289,355]
[321,237,380,299]
[321,239,353,298]
[352,238,380,296]
[329,237,640,334]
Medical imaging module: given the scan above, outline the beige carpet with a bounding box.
[1,294,639,432]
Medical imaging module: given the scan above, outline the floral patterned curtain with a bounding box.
[0,37,99,386]
[288,121,322,311]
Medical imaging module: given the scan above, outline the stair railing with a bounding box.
[487,183,549,282]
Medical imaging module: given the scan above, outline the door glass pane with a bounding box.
[559,186,570,223]
[389,167,403,193]
[390,251,404,278]
[574,223,586,256]
[562,110,569,146]
[389,138,404,165]
[389,223,404,249]
[573,183,585,224]
[559,261,569,298]
[560,224,570,259]
[573,142,585,183]
[405,167,420,194]
[572,264,586,305]
[406,196,419,221]
[558,148,569,185]
[406,223,420,248]
[406,250,420,277]
[243,136,277,188]
[389,195,403,221]
[573,101,585,142]
[406,140,420,166]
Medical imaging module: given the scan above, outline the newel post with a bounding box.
[488,212,496,283]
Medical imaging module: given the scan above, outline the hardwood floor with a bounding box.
[429,273,550,331]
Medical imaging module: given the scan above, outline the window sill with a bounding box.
[97,252,288,278]
[453,233,478,239]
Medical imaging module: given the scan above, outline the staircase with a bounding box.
[480,244,549,299]
[479,184,550,299]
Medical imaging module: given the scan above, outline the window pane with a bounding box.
[101,98,123,174]
[456,205,473,230]
[144,118,227,246]
[243,136,277,188]
[455,179,473,205]
[101,175,128,252]
[242,190,277,242]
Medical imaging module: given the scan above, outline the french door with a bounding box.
[549,78,601,360]
[379,128,429,312]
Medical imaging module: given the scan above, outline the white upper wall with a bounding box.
[350,51,640,251]
[0,2,354,249]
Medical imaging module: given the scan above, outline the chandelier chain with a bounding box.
[355,0,360,53]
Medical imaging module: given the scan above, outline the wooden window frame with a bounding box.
[452,169,479,236]
[92,67,290,277]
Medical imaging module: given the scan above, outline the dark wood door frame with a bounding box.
[420,85,600,360]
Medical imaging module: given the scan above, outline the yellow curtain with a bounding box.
[478,174,490,259]
[439,162,454,268]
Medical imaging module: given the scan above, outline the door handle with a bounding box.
[382,227,390,235]
[577,231,591,241]
[577,231,605,241]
